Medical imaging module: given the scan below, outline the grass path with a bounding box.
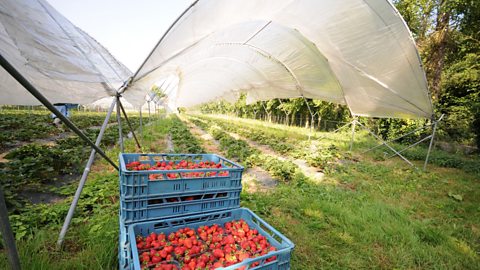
[181,116,279,192]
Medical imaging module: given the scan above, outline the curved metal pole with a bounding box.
[57,98,116,249]
[148,101,151,120]
[129,0,200,81]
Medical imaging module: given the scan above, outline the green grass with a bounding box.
[1,113,479,269]
[189,113,480,269]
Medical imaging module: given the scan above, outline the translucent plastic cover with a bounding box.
[0,0,131,105]
[125,0,433,119]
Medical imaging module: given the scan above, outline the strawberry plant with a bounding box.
[188,116,305,183]
[170,116,204,153]
[0,111,59,150]
[193,114,348,173]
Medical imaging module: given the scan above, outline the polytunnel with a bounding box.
[122,0,434,120]
[0,1,440,268]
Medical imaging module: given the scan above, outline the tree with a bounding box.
[395,0,480,148]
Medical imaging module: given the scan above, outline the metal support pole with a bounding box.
[301,96,315,133]
[0,186,21,270]
[261,102,271,122]
[424,114,444,170]
[356,121,414,166]
[362,123,433,154]
[349,117,357,151]
[57,98,116,249]
[148,101,151,120]
[0,53,118,171]
[118,99,141,149]
[139,107,143,138]
[386,134,432,159]
[116,96,124,153]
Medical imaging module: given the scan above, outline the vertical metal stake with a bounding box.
[139,107,143,138]
[57,98,116,248]
[0,187,21,270]
[116,96,124,152]
[423,119,438,170]
[349,118,357,152]
[148,101,151,121]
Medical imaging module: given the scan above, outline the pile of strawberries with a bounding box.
[135,219,277,270]
[126,160,230,181]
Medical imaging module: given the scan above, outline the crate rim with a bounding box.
[119,153,244,173]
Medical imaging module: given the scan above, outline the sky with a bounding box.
[46,0,194,73]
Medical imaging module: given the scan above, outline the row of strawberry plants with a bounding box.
[193,114,345,172]
[169,116,205,154]
[0,110,120,151]
[186,116,306,183]
[0,111,60,150]
[0,114,141,209]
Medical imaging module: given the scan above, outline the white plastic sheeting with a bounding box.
[125,0,433,119]
[0,0,131,106]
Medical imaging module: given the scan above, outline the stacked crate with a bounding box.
[118,153,294,270]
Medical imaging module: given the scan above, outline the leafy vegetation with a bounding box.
[0,110,141,210]
[0,110,59,150]
[0,111,169,269]
[169,116,205,153]
[187,116,313,183]
[187,114,480,269]
[0,113,479,269]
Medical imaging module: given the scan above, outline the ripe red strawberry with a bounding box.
[164,245,173,253]
[174,246,185,256]
[184,238,193,249]
[212,249,224,258]
[151,253,161,263]
[224,235,235,245]
[160,249,167,258]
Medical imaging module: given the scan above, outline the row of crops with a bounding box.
[0,111,479,269]
[181,114,480,269]
[0,109,141,209]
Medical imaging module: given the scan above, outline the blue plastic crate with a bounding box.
[119,217,132,270]
[128,208,294,270]
[120,188,241,224]
[119,153,243,199]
